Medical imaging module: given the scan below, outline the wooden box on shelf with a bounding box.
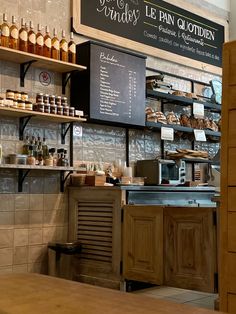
[85,175,106,186]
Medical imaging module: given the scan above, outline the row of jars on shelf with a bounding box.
[1,13,76,63]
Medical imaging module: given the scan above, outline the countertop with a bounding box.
[0,273,225,314]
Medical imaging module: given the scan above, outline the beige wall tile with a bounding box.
[0,229,14,248]
[44,194,63,211]
[0,248,13,266]
[29,211,43,227]
[14,210,29,228]
[28,262,47,274]
[28,245,47,263]
[0,194,15,211]
[56,226,68,242]
[14,229,29,247]
[30,194,44,211]
[15,195,30,211]
[0,266,13,274]
[0,212,14,229]
[42,226,57,244]
[13,264,28,273]
[29,229,43,245]
[13,246,28,265]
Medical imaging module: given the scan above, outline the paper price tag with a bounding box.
[161,127,174,141]
[194,129,206,142]
[193,102,204,118]
[73,125,83,137]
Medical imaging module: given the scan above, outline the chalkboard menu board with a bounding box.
[73,0,224,68]
[71,41,146,127]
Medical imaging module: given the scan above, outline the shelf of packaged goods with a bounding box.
[146,89,221,113]
[0,46,86,73]
[0,164,78,193]
[146,121,221,138]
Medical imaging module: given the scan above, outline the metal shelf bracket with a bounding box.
[19,116,33,140]
[61,122,72,144]
[18,169,31,192]
[60,170,73,193]
[20,60,36,87]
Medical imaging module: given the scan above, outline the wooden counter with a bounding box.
[0,273,224,314]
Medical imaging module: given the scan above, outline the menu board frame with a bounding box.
[70,41,146,127]
[72,0,228,75]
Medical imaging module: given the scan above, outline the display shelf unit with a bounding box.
[0,46,86,92]
[0,164,77,193]
[146,89,221,113]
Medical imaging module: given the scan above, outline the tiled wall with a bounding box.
[0,0,227,274]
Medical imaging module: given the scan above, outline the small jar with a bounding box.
[14,91,21,100]
[63,106,69,116]
[6,89,15,99]
[21,92,28,101]
[25,101,33,111]
[69,107,75,117]
[37,101,44,113]
[57,105,63,115]
[44,94,49,104]
[49,95,56,104]
[36,93,44,103]
[44,103,50,114]
[0,97,4,107]
[27,155,36,165]
[56,95,61,106]
[12,99,18,108]
[17,100,25,110]
[50,104,57,115]
[6,98,14,107]
[61,96,68,107]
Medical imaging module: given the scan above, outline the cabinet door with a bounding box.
[123,205,163,284]
[164,207,216,292]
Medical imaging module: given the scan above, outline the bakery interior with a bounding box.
[0,0,235,313]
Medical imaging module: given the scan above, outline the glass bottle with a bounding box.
[28,21,36,54]
[22,135,30,155]
[36,23,44,56]
[9,15,19,49]
[19,18,28,52]
[60,30,68,62]
[42,137,49,159]
[43,25,51,58]
[27,146,36,165]
[51,28,59,60]
[1,13,10,47]
[68,32,76,63]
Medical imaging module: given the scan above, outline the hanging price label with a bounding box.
[194,129,206,141]
[193,102,205,118]
[73,125,83,137]
[161,127,174,141]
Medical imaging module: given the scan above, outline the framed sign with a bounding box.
[73,0,227,75]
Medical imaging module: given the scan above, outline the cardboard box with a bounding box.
[85,175,106,186]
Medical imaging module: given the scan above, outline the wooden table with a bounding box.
[0,273,224,314]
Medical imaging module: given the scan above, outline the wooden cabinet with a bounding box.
[164,207,216,293]
[123,205,163,285]
[220,40,236,312]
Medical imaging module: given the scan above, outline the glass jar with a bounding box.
[0,97,4,107]
[37,101,44,113]
[17,100,25,109]
[63,106,69,116]
[49,95,56,104]
[6,89,15,99]
[14,91,21,100]
[69,107,75,117]
[25,101,33,111]
[21,92,28,101]
[44,94,49,104]
[5,98,14,107]
[57,105,63,115]
[56,95,61,106]
[36,93,44,103]
[44,103,50,114]
[50,104,57,115]
[61,96,68,106]
[12,99,18,108]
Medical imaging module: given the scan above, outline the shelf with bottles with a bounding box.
[146,89,221,113]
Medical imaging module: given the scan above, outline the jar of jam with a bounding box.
[36,93,44,103]
[0,97,4,107]
[57,105,63,115]
[17,100,25,110]
[49,95,56,104]
[56,95,61,106]
[61,96,68,107]
[44,94,49,104]
[25,101,33,111]
[21,92,28,101]
[14,91,21,100]
[6,89,15,99]
[37,101,44,113]
[50,104,57,115]
[12,99,18,108]
[63,106,69,116]
[69,107,75,117]
[44,103,50,114]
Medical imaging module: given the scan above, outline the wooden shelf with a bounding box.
[0,164,77,171]
[146,89,221,113]
[0,106,86,123]
[0,46,86,73]
[146,121,221,138]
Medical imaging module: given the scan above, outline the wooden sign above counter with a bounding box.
[73,0,226,75]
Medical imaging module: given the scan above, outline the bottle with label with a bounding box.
[43,25,51,58]
[19,18,28,52]
[42,137,49,159]
[9,15,19,49]
[51,28,59,60]
[1,13,10,47]
[60,30,68,62]
[22,135,30,155]
[36,23,44,56]
[28,21,36,54]
[68,32,76,63]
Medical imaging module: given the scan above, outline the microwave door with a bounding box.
[161,163,179,184]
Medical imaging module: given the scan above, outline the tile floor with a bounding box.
[133,286,218,310]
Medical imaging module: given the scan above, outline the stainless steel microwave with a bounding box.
[136,159,186,185]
